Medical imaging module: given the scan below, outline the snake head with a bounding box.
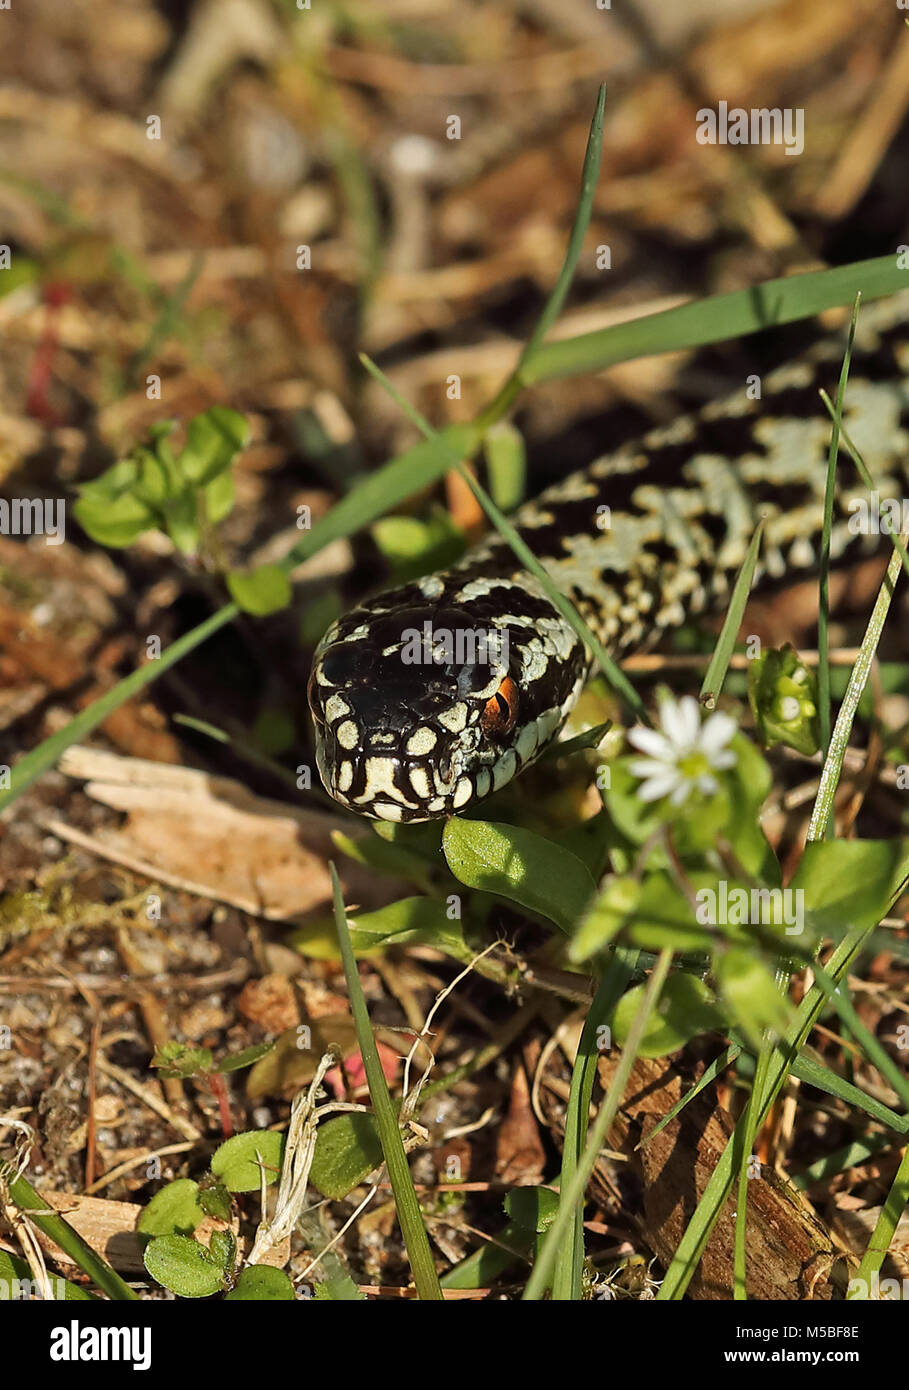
[307,577,587,822]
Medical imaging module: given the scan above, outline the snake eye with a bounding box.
[482,676,518,738]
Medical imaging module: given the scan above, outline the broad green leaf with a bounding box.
[570,875,640,961]
[504,1186,559,1234]
[161,488,200,554]
[792,839,909,936]
[226,1266,296,1300]
[198,1181,232,1222]
[210,1130,285,1192]
[73,490,155,548]
[143,1235,225,1299]
[370,511,463,582]
[442,818,596,934]
[136,1179,205,1240]
[613,973,726,1058]
[205,469,235,524]
[343,895,468,956]
[180,406,249,485]
[309,1111,384,1199]
[227,564,292,616]
[714,948,790,1047]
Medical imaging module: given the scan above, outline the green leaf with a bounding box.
[213,1041,276,1075]
[245,1015,358,1100]
[341,895,468,956]
[73,489,156,548]
[161,487,201,554]
[790,1051,908,1133]
[504,1186,559,1234]
[143,1235,225,1298]
[310,1111,384,1200]
[210,1130,285,1193]
[151,1041,212,1079]
[227,564,293,616]
[370,511,463,582]
[209,1229,236,1276]
[313,1275,367,1301]
[198,1181,233,1222]
[527,254,909,385]
[442,818,596,934]
[541,719,611,761]
[133,445,181,505]
[205,469,235,524]
[226,1266,296,1300]
[714,949,790,1048]
[700,520,764,709]
[569,875,640,961]
[180,406,249,485]
[136,1179,205,1240]
[329,863,444,1300]
[791,839,909,937]
[484,421,526,511]
[613,973,726,1058]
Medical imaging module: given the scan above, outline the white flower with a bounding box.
[627,694,737,807]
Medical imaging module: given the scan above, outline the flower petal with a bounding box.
[661,695,700,750]
[627,726,675,760]
[638,769,683,802]
[698,711,737,758]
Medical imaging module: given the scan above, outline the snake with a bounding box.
[309,290,909,823]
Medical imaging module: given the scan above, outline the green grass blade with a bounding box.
[818,391,909,580]
[552,946,638,1301]
[477,84,607,428]
[527,255,909,384]
[0,603,239,813]
[523,947,673,1300]
[700,520,764,708]
[848,1143,909,1298]
[328,863,443,1300]
[817,295,861,759]
[794,1135,892,1189]
[655,922,870,1300]
[638,1044,741,1147]
[4,1169,138,1300]
[808,542,905,841]
[0,425,480,816]
[790,1053,908,1133]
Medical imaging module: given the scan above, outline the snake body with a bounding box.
[309,292,909,822]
